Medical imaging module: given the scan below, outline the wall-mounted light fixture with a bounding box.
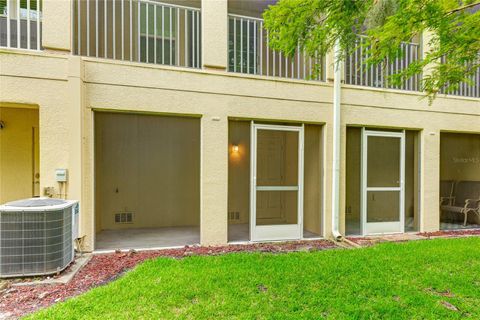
[232,144,239,153]
[0,120,5,129]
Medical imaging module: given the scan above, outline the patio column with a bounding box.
[324,49,336,83]
[42,0,72,52]
[201,115,229,246]
[420,129,441,232]
[201,0,228,70]
[67,56,93,251]
[421,30,435,79]
[199,0,229,244]
[419,31,441,233]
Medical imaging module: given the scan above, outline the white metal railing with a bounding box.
[345,36,421,91]
[439,56,480,98]
[72,0,201,68]
[228,14,324,81]
[0,0,42,50]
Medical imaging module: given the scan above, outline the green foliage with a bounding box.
[263,0,480,100]
[29,238,480,319]
[366,0,399,29]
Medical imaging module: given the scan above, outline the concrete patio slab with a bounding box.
[12,255,92,287]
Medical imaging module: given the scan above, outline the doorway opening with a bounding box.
[346,127,420,236]
[440,132,480,230]
[0,106,39,204]
[94,112,200,250]
[228,120,323,242]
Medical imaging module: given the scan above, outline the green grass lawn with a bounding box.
[29,237,480,319]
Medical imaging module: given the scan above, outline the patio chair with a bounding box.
[440,181,480,226]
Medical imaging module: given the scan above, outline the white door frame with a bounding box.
[250,122,304,241]
[361,128,405,235]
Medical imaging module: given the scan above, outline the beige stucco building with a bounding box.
[1,0,479,252]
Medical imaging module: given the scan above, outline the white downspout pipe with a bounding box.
[331,39,343,241]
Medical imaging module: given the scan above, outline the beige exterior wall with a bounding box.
[339,86,480,233]
[202,0,227,70]
[0,52,71,204]
[1,1,479,251]
[43,0,72,51]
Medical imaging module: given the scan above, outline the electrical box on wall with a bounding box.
[55,169,68,182]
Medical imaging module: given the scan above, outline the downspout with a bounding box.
[331,39,343,241]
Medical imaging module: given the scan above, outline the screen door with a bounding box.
[361,129,405,235]
[250,123,304,241]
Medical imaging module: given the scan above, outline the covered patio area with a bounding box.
[440,132,480,230]
[95,227,200,251]
[94,112,201,251]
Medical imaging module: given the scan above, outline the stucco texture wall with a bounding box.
[80,58,333,249]
[1,50,479,250]
[0,52,70,207]
[339,86,480,234]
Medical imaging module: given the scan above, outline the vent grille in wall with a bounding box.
[228,211,240,220]
[115,212,133,224]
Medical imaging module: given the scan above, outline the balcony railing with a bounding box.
[72,0,201,68]
[439,56,480,98]
[0,0,42,50]
[228,14,325,81]
[345,36,421,91]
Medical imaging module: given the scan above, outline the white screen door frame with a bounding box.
[361,128,405,235]
[250,123,304,241]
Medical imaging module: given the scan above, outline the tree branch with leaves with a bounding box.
[263,0,480,101]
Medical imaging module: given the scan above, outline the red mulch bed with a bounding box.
[0,240,335,319]
[418,229,480,238]
[346,229,480,247]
